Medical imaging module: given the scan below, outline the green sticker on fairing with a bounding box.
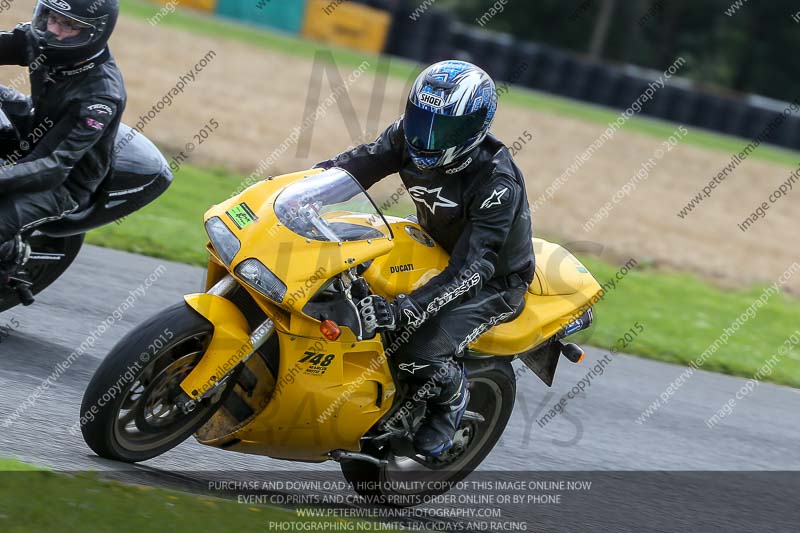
[226,203,258,229]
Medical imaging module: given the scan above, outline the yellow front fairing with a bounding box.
[208,335,395,459]
[206,169,394,314]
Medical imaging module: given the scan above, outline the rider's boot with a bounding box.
[413,369,469,457]
[0,236,27,273]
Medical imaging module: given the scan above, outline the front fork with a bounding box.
[177,275,274,411]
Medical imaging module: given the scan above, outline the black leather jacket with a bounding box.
[0,24,126,207]
[317,118,535,317]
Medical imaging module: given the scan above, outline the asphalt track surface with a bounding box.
[0,246,797,532]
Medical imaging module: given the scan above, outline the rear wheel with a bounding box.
[81,302,240,462]
[341,359,516,506]
[0,232,84,313]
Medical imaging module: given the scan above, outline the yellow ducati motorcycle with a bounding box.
[81,167,601,504]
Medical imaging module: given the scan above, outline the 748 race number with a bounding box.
[299,351,335,376]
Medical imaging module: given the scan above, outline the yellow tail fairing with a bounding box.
[469,289,599,355]
[364,223,603,356]
[472,240,602,355]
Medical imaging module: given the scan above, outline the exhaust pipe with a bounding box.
[328,449,388,467]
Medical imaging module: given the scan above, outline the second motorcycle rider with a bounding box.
[0,0,125,273]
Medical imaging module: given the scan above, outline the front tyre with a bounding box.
[80,302,239,462]
[341,359,516,507]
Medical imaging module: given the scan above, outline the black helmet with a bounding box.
[31,0,119,66]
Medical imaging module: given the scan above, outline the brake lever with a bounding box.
[338,275,365,341]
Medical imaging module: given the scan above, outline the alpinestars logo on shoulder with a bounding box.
[481,187,509,209]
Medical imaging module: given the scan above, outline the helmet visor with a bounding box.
[32,3,96,49]
[404,100,488,152]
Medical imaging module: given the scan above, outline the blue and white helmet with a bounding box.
[404,60,498,171]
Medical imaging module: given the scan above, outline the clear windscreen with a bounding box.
[274,168,392,242]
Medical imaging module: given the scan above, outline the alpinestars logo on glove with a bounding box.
[408,186,458,214]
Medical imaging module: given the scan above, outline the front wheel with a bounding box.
[80,302,240,462]
[341,359,517,506]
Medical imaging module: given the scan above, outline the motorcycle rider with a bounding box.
[316,60,535,457]
[0,0,125,273]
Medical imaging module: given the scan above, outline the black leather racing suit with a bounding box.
[0,23,126,245]
[317,118,535,401]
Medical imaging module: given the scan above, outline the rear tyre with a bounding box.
[341,359,516,507]
[80,302,240,462]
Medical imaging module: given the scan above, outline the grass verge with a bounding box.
[0,458,372,532]
[120,0,798,168]
[88,164,800,388]
[570,256,800,387]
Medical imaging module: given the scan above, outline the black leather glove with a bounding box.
[357,294,427,334]
[358,295,395,334]
[392,294,428,329]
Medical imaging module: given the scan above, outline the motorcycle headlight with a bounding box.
[205,217,241,266]
[235,258,287,303]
